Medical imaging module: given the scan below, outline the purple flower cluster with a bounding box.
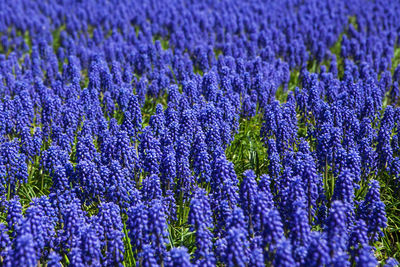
[0,0,399,266]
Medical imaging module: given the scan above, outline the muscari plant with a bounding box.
[0,0,400,266]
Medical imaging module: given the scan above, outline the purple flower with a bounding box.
[50,165,70,193]
[68,247,84,267]
[142,174,162,202]
[192,129,211,184]
[224,227,249,267]
[273,239,296,267]
[7,232,37,267]
[327,201,348,257]
[249,245,265,267]
[305,232,330,267]
[332,169,355,219]
[385,258,400,267]
[96,202,124,266]
[47,251,62,267]
[355,245,378,267]
[261,208,285,253]
[188,188,214,263]
[75,160,104,199]
[6,197,23,234]
[289,205,310,249]
[357,180,387,242]
[127,201,148,254]
[148,199,169,264]
[167,247,192,267]
[0,222,10,258]
[80,225,102,266]
[240,170,258,233]
[267,139,282,179]
[149,104,166,138]
[348,219,368,260]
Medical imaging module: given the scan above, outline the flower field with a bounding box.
[1,0,400,266]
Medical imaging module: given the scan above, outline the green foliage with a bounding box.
[226,113,267,178]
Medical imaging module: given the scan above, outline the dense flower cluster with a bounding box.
[0,0,399,266]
